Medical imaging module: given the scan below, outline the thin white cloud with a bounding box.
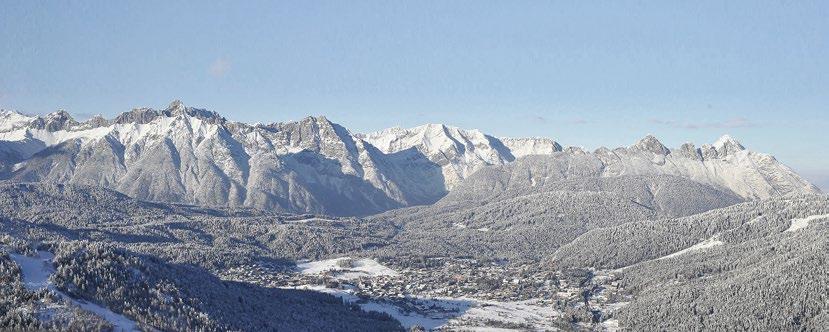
[650,117,756,130]
[209,57,231,78]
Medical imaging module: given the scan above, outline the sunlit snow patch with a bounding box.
[659,237,723,260]
[296,257,399,280]
[289,284,558,331]
[9,251,140,332]
[785,214,829,233]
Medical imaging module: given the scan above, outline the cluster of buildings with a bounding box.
[219,257,630,328]
[221,257,563,302]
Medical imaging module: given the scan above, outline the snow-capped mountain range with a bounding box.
[0,101,820,215]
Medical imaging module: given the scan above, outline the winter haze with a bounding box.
[1,1,828,331]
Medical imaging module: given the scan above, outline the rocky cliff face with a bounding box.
[0,102,820,215]
[446,134,820,204]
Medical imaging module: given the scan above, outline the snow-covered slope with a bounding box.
[0,110,37,132]
[359,124,560,189]
[0,102,820,215]
[604,134,819,199]
[446,134,820,204]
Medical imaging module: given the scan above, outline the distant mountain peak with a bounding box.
[0,109,36,132]
[113,107,162,125]
[632,134,670,155]
[46,109,73,118]
[0,102,820,215]
[78,114,109,129]
[30,109,78,132]
[167,99,185,111]
[713,134,745,155]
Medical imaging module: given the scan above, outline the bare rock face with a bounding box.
[28,110,79,132]
[0,101,821,216]
[448,134,819,203]
[631,134,671,155]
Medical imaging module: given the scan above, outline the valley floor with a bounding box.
[222,256,629,331]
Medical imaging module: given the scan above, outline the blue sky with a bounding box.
[1,1,827,188]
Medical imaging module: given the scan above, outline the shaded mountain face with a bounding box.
[0,184,404,331]
[0,102,557,216]
[0,102,820,216]
[368,174,745,261]
[358,125,562,190]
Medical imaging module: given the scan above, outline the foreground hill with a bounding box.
[550,194,829,330]
[0,183,404,331]
[371,174,743,260]
[1,182,828,330]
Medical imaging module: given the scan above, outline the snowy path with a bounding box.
[614,235,724,272]
[9,251,140,332]
[658,236,723,260]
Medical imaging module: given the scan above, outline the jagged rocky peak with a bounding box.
[262,115,352,153]
[564,146,586,154]
[631,134,670,155]
[167,99,185,112]
[71,114,110,130]
[29,110,79,132]
[362,122,498,156]
[163,100,225,124]
[110,100,225,125]
[421,123,455,135]
[501,137,563,157]
[713,134,745,156]
[307,115,334,127]
[676,142,703,160]
[268,115,338,134]
[113,107,162,124]
[698,135,746,159]
[0,100,822,215]
[84,114,109,127]
[0,109,36,132]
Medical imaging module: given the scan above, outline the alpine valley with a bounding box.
[0,102,826,331]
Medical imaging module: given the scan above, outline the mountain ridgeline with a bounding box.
[0,101,821,216]
[0,102,827,331]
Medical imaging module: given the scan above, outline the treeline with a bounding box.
[552,195,829,270]
[549,195,829,331]
[615,212,829,331]
[0,248,111,331]
[49,241,403,331]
